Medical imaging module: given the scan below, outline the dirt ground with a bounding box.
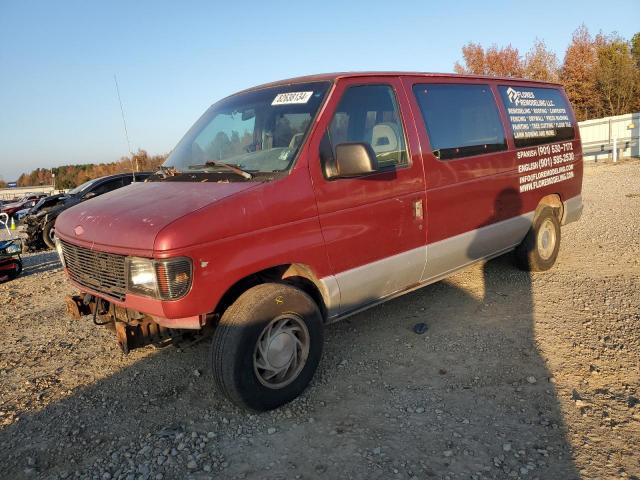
[0,160,638,480]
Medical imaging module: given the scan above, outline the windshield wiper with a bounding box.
[188,161,253,180]
[156,165,180,178]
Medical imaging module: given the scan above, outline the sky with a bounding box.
[0,0,638,181]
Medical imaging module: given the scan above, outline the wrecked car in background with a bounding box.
[0,194,46,221]
[24,172,150,250]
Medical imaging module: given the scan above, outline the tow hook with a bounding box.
[65,294,94,319]
[115,319,177,354]
[64,294,195,354]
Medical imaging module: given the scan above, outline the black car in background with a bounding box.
[24,172,150,251]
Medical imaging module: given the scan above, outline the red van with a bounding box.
[55,72,583,410]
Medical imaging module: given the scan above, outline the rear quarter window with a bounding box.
[498,86,575,148]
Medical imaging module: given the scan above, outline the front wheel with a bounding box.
[210,283,324,411]
[515,207,561,271]
[43,221,56,249]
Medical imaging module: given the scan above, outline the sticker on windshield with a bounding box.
[271,91,313,105]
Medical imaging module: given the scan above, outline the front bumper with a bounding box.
[66,277,205,330]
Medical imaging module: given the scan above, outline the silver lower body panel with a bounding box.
[562,194,583,225]
[321,212,534,320]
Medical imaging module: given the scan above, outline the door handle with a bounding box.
[413,199,423,220]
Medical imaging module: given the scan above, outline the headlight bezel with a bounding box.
[54,238,65,267]
[125,256,193,301]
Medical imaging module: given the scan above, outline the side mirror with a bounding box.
[83,192,96,200]
[333,142,378,178]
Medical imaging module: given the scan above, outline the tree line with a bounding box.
[1,150,166,190]
[454,26,640,121]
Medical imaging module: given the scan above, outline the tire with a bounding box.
[515,207,561,272]
[43,221,56,249]
[210,283,324,411]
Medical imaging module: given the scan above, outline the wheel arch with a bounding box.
[534,194,563,222]
[212,263,329,323]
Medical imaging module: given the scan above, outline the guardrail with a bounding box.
[579,112,640,161]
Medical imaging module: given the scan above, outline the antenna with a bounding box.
[114,74,137,181]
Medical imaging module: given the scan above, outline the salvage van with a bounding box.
[55,72,583,410]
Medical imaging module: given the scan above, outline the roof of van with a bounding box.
[240,72,562,93]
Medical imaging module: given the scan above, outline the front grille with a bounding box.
[61,240,127,300]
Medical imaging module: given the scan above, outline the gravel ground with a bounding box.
[0,160,638,480]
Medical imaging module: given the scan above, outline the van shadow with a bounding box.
[0,222,579,478]
[312,253,578,479]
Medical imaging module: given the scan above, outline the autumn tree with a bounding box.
[631,32,640,68]
[523,39,559,82]
[594,33,639,116]
[560,25,600,120]
[454,42,487,75]
[629,32,640,110]
[455,43,523,77]
[126,149,166,172]
[486,44,523,77]
[12,150,168,189]
[17,168,52,187]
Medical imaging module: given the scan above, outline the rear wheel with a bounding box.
[43,221,56,249]
[210,283,323,411]
[515,207,561,271]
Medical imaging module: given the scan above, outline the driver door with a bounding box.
[309,78,427,315]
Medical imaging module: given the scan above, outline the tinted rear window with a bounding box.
[498,86,575,148]
[412,84,507,160]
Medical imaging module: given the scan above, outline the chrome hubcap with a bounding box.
[537,218,556,260]
[254,314,310,389]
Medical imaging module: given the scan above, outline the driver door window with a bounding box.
[327,85,408,168]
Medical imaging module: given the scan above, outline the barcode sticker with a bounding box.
[271,91,313,105]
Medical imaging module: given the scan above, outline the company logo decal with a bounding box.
[506,87,522,105]
[74,225,84,236]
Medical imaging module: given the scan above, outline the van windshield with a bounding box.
[164,81,331,177]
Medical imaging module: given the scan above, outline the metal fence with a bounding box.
[579,112,640,161]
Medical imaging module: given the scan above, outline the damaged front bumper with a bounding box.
[65,293,209,354]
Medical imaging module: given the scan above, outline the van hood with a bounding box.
[55,181,257,254]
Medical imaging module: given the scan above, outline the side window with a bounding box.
[412,84,507,160]
[89,179,123,197]
[327,85,408,168]
[498,86,575,148]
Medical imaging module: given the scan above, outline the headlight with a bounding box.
[54,238,65,267]
[126,256,192,300]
